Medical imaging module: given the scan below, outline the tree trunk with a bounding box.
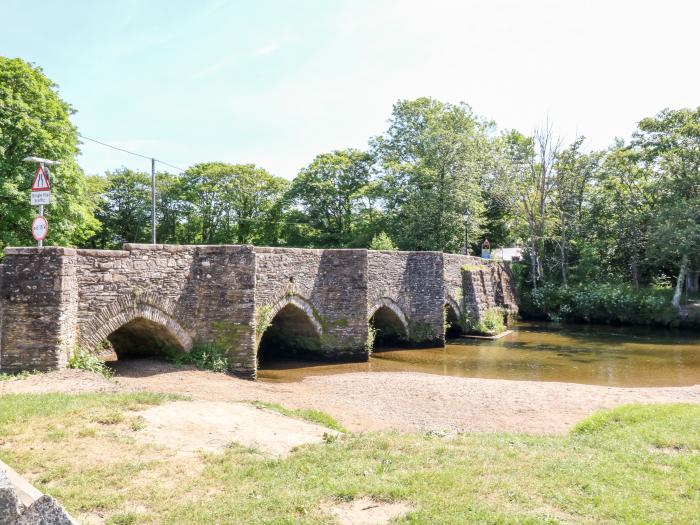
[672,253,689,309]
[559,215,568,286]
[529,239,539,290]
[630,259,640,291]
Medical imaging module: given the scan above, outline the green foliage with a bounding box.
[286,149,374,247]
[0,370,41,382]
[166,344,230,373]
[468,307,506,335]
[67,349,114,378]
[0,57,100,253]
[86,163,289,248]
[255,305,274,338]
[87,168,151,248]
[365,324,377,354]
[106,513,138,525]
[521,282,674,325]
[368,231,397,251]
[372,97,491,252]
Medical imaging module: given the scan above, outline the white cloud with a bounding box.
[255,43,279,56]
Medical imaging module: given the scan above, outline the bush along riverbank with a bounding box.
[518,282,700,328]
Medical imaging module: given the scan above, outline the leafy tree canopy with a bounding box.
[0,57,100,251]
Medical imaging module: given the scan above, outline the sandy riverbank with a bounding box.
[3,360,699,434]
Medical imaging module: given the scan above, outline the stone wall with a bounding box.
[74,244,257,378]
[443,253,484,327]
[254,248,368,364]
[0,244,519,378]
[367,251,445,346]
[0,248,78,373]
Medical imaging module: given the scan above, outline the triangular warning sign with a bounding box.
[31,165,51,191]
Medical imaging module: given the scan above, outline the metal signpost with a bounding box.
[23,156,60,247]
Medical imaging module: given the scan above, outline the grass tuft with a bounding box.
[252,401,348,433]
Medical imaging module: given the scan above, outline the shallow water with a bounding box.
[257,322,700,387]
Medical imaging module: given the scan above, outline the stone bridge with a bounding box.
[0,244,518,379]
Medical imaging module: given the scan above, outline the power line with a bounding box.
[0,103,187,172]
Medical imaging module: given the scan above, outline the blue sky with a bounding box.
[2,0,699,178]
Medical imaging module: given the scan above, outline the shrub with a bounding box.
[68,348,114,378]
[166,344,230,373]
[520,282,675,326]
[469,307,506,335]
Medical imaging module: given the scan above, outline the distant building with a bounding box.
[491,247,523,262]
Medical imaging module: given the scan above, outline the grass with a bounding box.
[0,369,43,381]
[251,400,348,433]
[0,394,698,524]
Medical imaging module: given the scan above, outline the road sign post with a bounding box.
[31,163,51,247]
[23,157,60,248]
[32,215,48,242]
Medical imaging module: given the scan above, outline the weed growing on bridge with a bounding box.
[468,307,507,335]
[255,305,274,339]
[68,348,114,378]
[365,325,377,354]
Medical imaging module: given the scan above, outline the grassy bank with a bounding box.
[0,393,698,524]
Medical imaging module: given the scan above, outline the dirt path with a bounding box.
[134,400,334,456]
[5,360,697,435]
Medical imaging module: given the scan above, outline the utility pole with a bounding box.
[151,157,156,244]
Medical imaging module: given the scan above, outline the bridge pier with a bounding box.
[0,244,518,378]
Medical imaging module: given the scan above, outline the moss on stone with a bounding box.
[408,321,437,343]
[255,305,274,338]
[461,264,487,272]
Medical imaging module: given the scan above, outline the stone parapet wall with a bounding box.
[254,247,368,363]
[368,251,445,345]
[75,244,257,378]
[0,244,519,377]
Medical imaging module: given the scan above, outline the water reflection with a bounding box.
[257,322,700,387]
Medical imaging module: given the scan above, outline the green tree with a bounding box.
[89,169,151,248]
[0,57,100,252]
[551,137,601,285]
[373,98,492,252]
[369,231,397,251]
[632,107,700,307]
[287,149,373,247]
[180,162,288,244]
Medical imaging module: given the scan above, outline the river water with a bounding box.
[258,322,700,387]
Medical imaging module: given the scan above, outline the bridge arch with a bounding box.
[256,295,323,363]
[445,296,463,338]
[79,296,192,359]
[368,297,410,347]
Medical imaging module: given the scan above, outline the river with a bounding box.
[258,322,700,387]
